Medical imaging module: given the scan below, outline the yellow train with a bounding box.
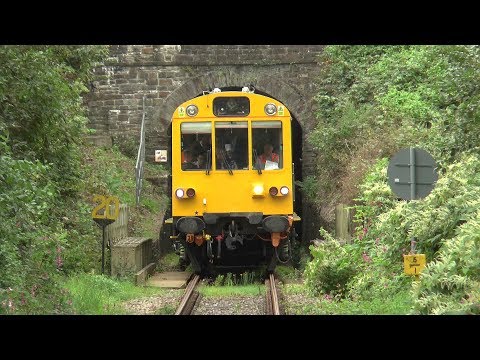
[167,88,300,274]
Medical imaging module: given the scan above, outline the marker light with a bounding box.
[186,105,198,117]
[175,188,184,198]
[186,188,196,197]
[269,187,278,196]
[264,103,277,116]
[253,185,264,195]
[280,186,289,195]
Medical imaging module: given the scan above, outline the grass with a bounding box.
[157,252,181,272]
[154,305,176,315]
[64,273,164,314]
[199,284,265,297]
[284,284,414,315]
[275,265,303,282]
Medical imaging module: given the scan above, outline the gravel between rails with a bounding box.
[123,289,183,315]
[193,295,265,315]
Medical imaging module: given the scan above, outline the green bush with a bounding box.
[0,141,73,314]
[309,45,480,217]
[0,46,108,314]
[412,209,480,314]
[304,229,359,297]
[0,45,108,195]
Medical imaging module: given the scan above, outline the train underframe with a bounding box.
[172,213,296,275]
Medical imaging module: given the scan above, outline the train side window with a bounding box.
[214,121,248,170]
[252,121,283,170]
[180,122,212,171]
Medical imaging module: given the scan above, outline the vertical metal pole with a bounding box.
[102,224,106,275]
[409,147,416,200]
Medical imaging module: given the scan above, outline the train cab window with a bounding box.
[180,122,212,171]
[252,121,283,170]
[213,97,250,117]
[214,121,248,170]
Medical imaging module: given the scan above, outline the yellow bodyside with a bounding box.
[171,92,293,217]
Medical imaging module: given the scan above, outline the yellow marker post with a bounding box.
[92,195,120,274]
[403,254,426,276]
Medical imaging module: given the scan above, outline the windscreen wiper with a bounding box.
[221,150,233,175]
[253,149,262,174]
[205,149,211,175]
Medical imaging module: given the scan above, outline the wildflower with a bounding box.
[375,238,380,245]
[323,294,333,301]
[56,255,63,269]
[362,252,372,263]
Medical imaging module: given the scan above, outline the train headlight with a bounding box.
[264,103,277,116]
[252,184,264,197]
[186,104,198,117]
[269,186,278,196]
[280,186,289,196]
[186,188,195,198]
[175,188,185,198]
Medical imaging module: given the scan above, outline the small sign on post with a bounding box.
[403,254,426,276]
[155,149,167,162]
[92,195,120,274]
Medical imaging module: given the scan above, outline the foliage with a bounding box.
[275,265,303,282]
[0,46,109,314]
[295,175,319,204]
[0,141,73,314]
[157,253,182,273]
[304,154,480,312]
[199,284,265,297]
[358,154,480,265]
[309,45,480,216]
[284,284,413,315]
[211,271,262,287]
[0,45,108,195]
[353,157,399,229]
[412,209,480,314]
[63,273,163,314]
[304,229,359,297]
[301,45,480,313]
[80,144,168,239]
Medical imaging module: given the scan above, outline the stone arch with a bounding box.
[149,69,319,244]
[151,69,313,132]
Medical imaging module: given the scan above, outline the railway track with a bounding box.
[176,273,283,315]
[265,273,281,315]
[175,274,201,315]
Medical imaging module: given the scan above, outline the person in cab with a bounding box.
[256,143,279,170]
